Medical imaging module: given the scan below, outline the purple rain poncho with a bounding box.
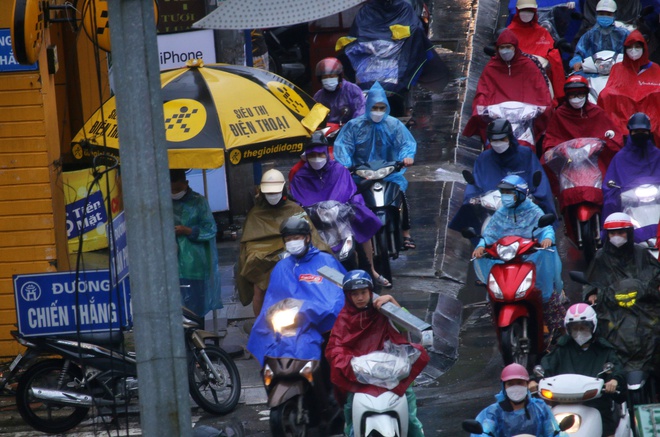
[291,159,382,244]
[313,80,365,124]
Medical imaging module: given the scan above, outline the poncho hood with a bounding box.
[623,30,651,72]
[365,82,391,118]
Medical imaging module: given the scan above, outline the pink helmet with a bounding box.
[501,363,529,382]
[564,303,598,333]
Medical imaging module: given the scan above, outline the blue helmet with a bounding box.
[498,175,529,198]
[342,270,374,292]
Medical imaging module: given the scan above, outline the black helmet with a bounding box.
[627,112,651,131]
[487,119,513,141]
[306,130,329,151]
[342,270,374,292]
[279,216,311,237]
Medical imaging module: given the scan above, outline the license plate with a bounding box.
[8,354,22,372]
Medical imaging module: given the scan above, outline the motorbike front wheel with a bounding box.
[374,229,392,283]
[270,396,308,437]
[16,358,89,434]
[188,345,241,415]
[579,219,598,264]
[500,319,529,369]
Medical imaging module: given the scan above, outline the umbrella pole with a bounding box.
[201,169,220,333]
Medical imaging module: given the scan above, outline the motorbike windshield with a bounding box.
[346,40,404,87]
[621,183,660,229]
[543,138,604,191]
[476,101,546,146]
[350,340,421,390]
[306,200,354,248]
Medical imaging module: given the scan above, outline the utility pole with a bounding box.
[107,1,192,435]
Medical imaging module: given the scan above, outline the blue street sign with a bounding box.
[0,29,38,72]
[108,211,129,286]
[13,270,132,337]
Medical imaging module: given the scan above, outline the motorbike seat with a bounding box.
[59,329,124,347]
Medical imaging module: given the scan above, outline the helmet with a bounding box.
[305,130,329,153]
[315,57,343,78]
[603,212,634,230]
[596,0,617,13]
[627,112,651,131]
[564,75,590,94]
[279,216,311,237]
[564,303,598,333]
[486,119,513,141]
[260,169,285,194]
[516,0,537,9]
[498,175,529,198]
[342,270,374,292]
[501,363,529,382]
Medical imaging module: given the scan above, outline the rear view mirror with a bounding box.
[461,227,478,239]
[569,271,589,285]
[532,170,542,188]
[537,213,556,229]
[462,420,484,434]
[462,170,476,186]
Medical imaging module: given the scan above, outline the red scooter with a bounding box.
[462,213,555,369]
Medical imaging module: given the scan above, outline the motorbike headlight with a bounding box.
[497,241,520,262]
[270,306,300,336]
[566,146,588,162]
[555,413,581,433]
[635,184,659,203]
[339,236,354,260]
[356,169,376,179]
[373,166,395,179]
[263,364,274,387]
[487,273,503,299]
[299,361,314,383]
[515,270,534,298]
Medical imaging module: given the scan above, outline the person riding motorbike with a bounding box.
[471,363,567,437]
[325,270,429,437]
[450,119,556,238]
[529,303,625,437]
[462,28,553,143]
[335,81,418,250]
[570,0,630,72]
[581,0,642,30]
[472,175,565,333]
[290,131,390,287]
[602,112,660,243]
[313,57,366,125]
[597,30,660,145]
[237,169,330,315]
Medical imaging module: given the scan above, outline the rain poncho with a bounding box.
[246,245,346,366]
[474,198,563,302]
[472,389,564,437]
[463,30,553,142]
[236,196,330,306]
[602,135,660,243]
[313,80,365,123]
[173,189,222,316]
[449,137,556,236]
[582,0,642,27]
[597,31,660,145]
[569,21,629,68]
[506,0,584,44]
[291,159,382,244]
[334,82,417,191]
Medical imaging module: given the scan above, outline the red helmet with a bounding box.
[603,212,634,230]
[315,57,343,77]
[564,75,589,94]
[501,363,529,382]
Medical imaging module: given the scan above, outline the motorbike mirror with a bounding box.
[462,420,489,435]
[599,362,614,376]
[483,45,496,57]
[537,213,556,229]
[462,170,476,186]
[569,270,588,285]
[532,170,542,188]
[641,5,654,17]
[461,227,478,240]
[570,11,583,20]
[558,415,575,432]
[606,180,620,189]
[533,365,545,378]
[553,38,573,54]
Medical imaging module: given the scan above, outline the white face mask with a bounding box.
[308,157,327,170]
[609,235,627,248]
[499,48,515,62]
[505,385,528,403]
[491,140,510,154]
[285,239,307,256]
[626,47,644,61]
[519,11,535,23]
[568,96,587,109]
[265,193,282,205]
[321,77,339,92]
[571,330,593,346]
[370,110,386,123]
[171,190,186,200]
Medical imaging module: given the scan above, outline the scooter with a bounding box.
[7,306,241,434]
[462,415,573,436]
[535,364,633,436]
[462,213,557,368]
[580,50,623,104]
[353,160,406,283]
[306,200,358,270]
[475,101,547,151]
[543,137,605,263]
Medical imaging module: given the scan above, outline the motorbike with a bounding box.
[462,415,573,436]
[475,101,547,152]
[580,50,623,104]
[543,138,605,263]
[535,364,633,437]
[7,306,241,434]
[305,200,358,270]
[462,213,557,368]
[353,160,406,283]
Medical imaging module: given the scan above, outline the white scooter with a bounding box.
[536,365,632,437]
[581,50,624,104]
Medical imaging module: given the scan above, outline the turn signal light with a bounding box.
[540,389,553,399]
[583,389,598,400]
[263,364,273,387]
[299,361,314,383]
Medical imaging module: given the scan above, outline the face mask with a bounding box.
[571,330,593,346]
[321,77,339,92]
[501,193,517,208]
[370,110,386,123]
[308,157,327,170]
[285,239,307,256]
[568,96,587,109]
[490,140,510,154]
[265,193,282,205]
[171,190,186,200]
[519,11,535,23]
[499,48,515,62]
[609,235,627,248]
[505,385,528,403]
[631,133,651,147]
[627,47,643,61]
[597,15,614,27]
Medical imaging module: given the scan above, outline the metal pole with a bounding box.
[107,1,192,436]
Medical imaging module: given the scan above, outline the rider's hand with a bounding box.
[572,62,582,72]
[540,238,553,249]
[403,157,414,167]
[587,294,598,305]
[175,225,191,236]
[472,246,486,258]
[604,379,618,393]
[374,295,400,310]
[528,380,539,393]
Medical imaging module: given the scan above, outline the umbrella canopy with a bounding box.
[71,60,329,168]
[192,0,364,30]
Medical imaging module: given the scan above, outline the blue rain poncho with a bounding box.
[474,198,563,302]
[334,82,417,191]
[471,388,566,437]
[569,23,630,68]
[173,189,222,316]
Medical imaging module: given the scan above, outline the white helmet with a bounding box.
[596,0,617,13]
[564,303,598,333]
[260,169,285,194]
[516,0,538,9]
